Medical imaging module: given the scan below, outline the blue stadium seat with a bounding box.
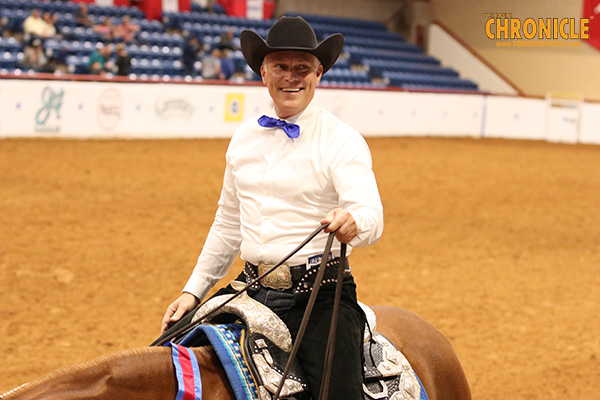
[138,19,165,33]
[66,55,90,74]
[0,50,21,68]
[0,36,22,52]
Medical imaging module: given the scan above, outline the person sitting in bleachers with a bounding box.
[114,43,132,76]
[93,17,116,41]
[87,43,113,75]
[182,36,203,76]
[218,29,238,51]
[23,9,47,44]
[41,12,58,39]
[192,0,218,12]
[113,16,140,43]
[219,46,235,80]
[201,47,224,80]
[22,38,49,71]
[76,3,94,28]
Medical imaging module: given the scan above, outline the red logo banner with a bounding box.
[582,0,600,50]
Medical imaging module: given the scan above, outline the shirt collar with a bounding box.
[268,102,317,129]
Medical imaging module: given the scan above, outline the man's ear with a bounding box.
[260,64,266,84]
[315,63,324,83]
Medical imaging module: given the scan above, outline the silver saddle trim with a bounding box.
[192,281,292,352]
[358,300,377,343]
[364,332,422,400]
[359,302,422,400]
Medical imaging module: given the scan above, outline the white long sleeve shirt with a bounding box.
[183,102,383,301]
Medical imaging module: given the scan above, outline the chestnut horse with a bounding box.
[0,306,471,400]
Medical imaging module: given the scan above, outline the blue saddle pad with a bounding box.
[179,323,259,400]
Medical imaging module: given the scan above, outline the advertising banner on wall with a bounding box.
[1,79,599,144]
[0,81,273,138]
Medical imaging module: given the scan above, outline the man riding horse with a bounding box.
[161,16,384,400]
[1,16,471,400]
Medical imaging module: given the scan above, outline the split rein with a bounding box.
[152,223,347,400]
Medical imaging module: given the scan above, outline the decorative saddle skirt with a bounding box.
[165,282,428,400]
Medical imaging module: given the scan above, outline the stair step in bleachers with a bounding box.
[322,68,370,85]
[382,71,478,91]
[402,82,479,91]
[343,36,412,51]
[364,59,459,76]
[347,46,439,64]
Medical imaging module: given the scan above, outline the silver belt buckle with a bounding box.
[257,262,293,290]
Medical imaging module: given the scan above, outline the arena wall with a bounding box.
[0,79,598,143]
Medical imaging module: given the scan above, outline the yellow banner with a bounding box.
[225,93,244,122]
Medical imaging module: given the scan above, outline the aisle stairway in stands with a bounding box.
[0,0,478,91]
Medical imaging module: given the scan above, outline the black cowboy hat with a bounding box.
[240,16,344,75]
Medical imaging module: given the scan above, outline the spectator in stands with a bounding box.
[41,12,57,39]
[76,3,94,28]
[218,29,238,51]
[192,0,209,10]
[88,43,113,75]
[23,9,46,44]
[201,47,224,80]
[182,36,202,76]
[219,46,235,80]
[114,43,132,76]
[192,0,218,13]
[39,57,58,74]
[113,16,140,43]
[93,17,115,41]
[22,38,49,71]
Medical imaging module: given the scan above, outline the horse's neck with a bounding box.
[2,346,234,400]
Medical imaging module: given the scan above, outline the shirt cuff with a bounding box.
[182,273,219,303]
[347,207,383,248]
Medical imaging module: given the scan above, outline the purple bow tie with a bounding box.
[258,115,300,139]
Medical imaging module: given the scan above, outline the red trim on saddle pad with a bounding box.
[168,343,202,400]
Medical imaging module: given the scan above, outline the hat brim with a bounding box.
[241,30,344,76]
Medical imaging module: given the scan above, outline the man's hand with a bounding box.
[161,292,200,334]
[321,208,358,243]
